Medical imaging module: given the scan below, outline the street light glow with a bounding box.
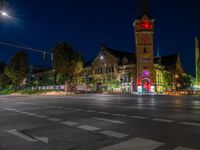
[1,10,9,17]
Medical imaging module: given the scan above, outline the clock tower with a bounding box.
[134,1,155,93]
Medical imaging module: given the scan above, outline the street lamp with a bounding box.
[0,10,9,17]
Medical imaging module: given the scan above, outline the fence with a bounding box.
[31,85,65,91]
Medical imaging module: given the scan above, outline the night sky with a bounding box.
[0,0,200,75]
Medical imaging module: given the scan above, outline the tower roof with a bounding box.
[136,0,153,20]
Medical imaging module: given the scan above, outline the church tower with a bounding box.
[134,0,155,93]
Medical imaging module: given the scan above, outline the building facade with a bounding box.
[75,12,183,94]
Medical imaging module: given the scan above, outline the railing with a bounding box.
[31,85,65,91]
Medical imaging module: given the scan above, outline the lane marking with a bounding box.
[7,129,37,142]
[61,121,79,126]
[92,117,126,125]
[181,122,200,127]
[152,118,175,123]
[35,137,48,144]
[113,114,127,117]
[98,112,111,115]
[100,130,129,139]
[77,125,100,131]
[99,137,164,150]
[47,118,63,122]
[4,108,19,112]
[130,115,148,119]
[174,146,195,150]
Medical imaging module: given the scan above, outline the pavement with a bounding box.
[0,94,200,150]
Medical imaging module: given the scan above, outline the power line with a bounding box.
[0,41,52,54]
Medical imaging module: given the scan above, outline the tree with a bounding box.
[197,58,200,83]
[5,51,29,88]
[52,42,83,82]
[180,74,195,90]
[0,61,11,88]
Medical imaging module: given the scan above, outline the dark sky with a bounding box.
[0,0,199,75]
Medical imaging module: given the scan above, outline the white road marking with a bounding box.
[99,137,164,150]
[7,129,37,142]
[35,137,48,144]
[77,125,100,131]
[130,115,148,119]
[174,146,195,150]
[113,114,127,117]
[100,130,129,139]
[47,118,63,122]
[92,117,126,124]
[4,108,19,112]
[61,121,79,126]
[181,122,200,127]
[98,112,111,115]
[152,118,175,123]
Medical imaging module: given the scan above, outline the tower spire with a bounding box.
[137,0,152,19]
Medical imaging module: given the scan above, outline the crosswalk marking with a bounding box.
[152,118,175,123]
[61,121,79,126]
[100,130,129,139]
[113,114,127,117]
[7,129,37,142]
[99,137,164,150]
[130,115,148,119]
[174,146,195,150]
[181,122,200,127]
[92,117,126,124]
[77,125,100,131]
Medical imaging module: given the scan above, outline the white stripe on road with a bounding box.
[152,118,175,123]
[4,108,19,112]
[92,117,126,125]
[7,129,37,142]
[21,112,37,116]
[77,125,100,131]
[98,112,111,115]
[180,122,200,127]
[113,114,127,117]
[130,115,148,119]
[47,118,63,122]
[100,130,129,139]
[61,121,79,126]
[174,146,195,150]
[99,137,164,150]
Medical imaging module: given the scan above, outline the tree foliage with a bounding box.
[52,42,83,81]
[5,51,29,87]
[180,74,195,89]
[197,57,200,83]
[0,61,11,88]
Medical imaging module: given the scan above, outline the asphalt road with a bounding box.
[0,94,200,150]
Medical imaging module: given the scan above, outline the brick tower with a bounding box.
[134,0,155,93]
